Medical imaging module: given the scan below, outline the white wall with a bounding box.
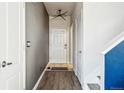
[26,3,49,89]
[83,2,124,89]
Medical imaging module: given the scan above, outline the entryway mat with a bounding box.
[51,67,68,70]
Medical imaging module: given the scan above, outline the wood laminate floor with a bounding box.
[37,71,82,90]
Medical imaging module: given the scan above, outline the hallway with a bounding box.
[0,2,83,90]
[1,2,124,90]
[26,2,83,90]
[37,71,82,90]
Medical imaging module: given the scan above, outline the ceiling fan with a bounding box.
[51,9,68,20]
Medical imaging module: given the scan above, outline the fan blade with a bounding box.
[61,11,68,15]
[51,15,58,17]
[50,15,59,20]
[60,16,66,20]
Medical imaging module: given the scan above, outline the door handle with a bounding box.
[1,61,12,68]
[7,62,12,65]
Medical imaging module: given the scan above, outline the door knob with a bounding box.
[2,61,6,68]
[64,44,67,49]
[79,50,82,53]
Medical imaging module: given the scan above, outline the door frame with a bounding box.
[73,19,78,76]
[20,2,26,89]
[73,6,83,88]
[69,23,74,65]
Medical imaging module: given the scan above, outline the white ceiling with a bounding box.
[44,2,75,16]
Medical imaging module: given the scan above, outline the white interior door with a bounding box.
[0,3,24,90]
[50,29,67,63]
[0,3,7,89]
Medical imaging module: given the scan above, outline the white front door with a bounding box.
[50,29,67,63]
[0,3,24,90]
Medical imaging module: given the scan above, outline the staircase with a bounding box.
[102,31,124,90]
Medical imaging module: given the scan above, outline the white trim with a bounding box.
[32,63,49,90]
[22,2,26,90]
[18,2,26,89]
[101,54,105,90]
[69,23,74,65]
[80,7,84,89]
[74,19,78,76]
[19,2,21,89]
[102,31,124,54]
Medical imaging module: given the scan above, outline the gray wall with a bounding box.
[26,2,49,89]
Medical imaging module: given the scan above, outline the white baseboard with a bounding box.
[32,63,49,90]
